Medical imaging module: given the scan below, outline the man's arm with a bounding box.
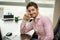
[43,17,54,40]
[20,13,33,34]
[20,20,33,34]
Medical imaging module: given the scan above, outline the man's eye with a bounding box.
[28,10,30,12]
[32,9,34,11]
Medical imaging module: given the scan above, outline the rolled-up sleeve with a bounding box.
[20,20,33,34]
[43,17,54,40]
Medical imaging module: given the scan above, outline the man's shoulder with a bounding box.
[40,15,51,22]
[40,15,48,19]
[38,14,51,21]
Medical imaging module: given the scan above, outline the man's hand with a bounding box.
[23,13,31,21]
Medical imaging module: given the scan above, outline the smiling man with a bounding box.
[20,2,54,40]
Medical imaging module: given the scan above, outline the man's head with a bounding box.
[26,2,39,18]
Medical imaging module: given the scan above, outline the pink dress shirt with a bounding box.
[20,14,54,40]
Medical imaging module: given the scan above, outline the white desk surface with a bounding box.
[0,19,21,40]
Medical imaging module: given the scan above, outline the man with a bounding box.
[20,2,54,40]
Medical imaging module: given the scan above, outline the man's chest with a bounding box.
[32,20,45,33]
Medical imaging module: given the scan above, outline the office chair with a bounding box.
[54,16,60,40]
[31,32,38,40]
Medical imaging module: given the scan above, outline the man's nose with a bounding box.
[30,11,33,14]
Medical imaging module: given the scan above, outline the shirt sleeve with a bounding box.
[43,17,54,40]
[20,20,33,34]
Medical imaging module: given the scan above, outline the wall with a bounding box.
[0,7,3,19]
[53,0,60,28]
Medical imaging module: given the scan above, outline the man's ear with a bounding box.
[36,8,38,11]
[37,8,39,13]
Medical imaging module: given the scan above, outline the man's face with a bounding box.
[27,6,38,18]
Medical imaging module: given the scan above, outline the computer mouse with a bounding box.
[6,32,12,36]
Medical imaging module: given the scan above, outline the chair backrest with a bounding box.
[54,16,60,35]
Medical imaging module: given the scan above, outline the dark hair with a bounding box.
[26,2,38,9]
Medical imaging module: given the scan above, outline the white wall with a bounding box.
[0,7,4,19]
[2,5,26,19]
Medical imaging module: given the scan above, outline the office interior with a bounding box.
[0,0,60,40]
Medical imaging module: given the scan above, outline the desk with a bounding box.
[0,19,21,40]
[0,19,34,40]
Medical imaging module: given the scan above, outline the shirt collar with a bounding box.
[34,14,41,22]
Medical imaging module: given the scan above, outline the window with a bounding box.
[30,0,55,4]
[0,0,25,2]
